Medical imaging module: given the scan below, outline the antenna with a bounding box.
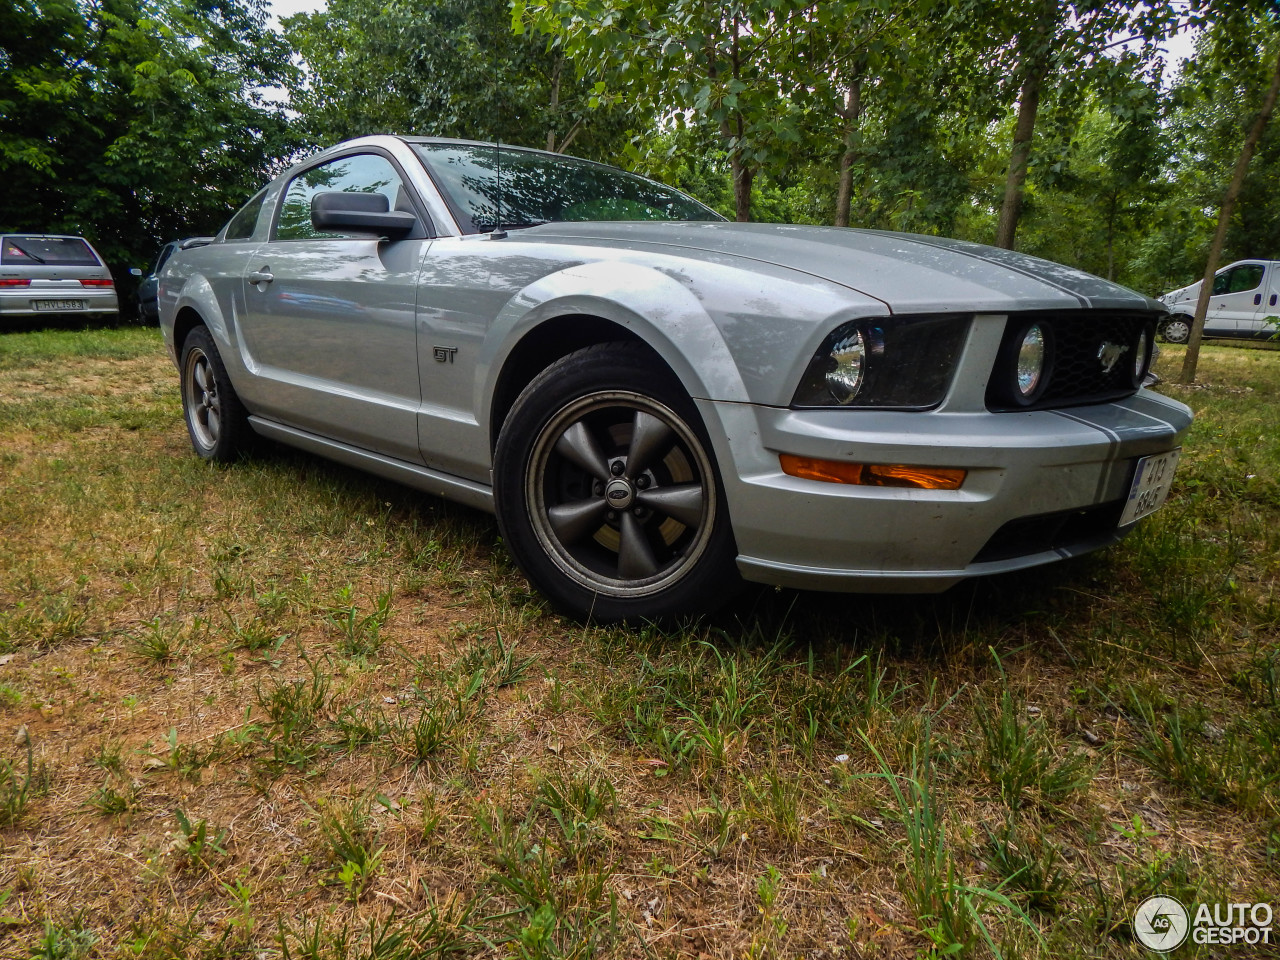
[492,140,507,239]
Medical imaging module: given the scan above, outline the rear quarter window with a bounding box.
[2,236,101,266]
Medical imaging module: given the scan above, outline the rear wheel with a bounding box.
[1160,316,1191,344]
[494,343,740,622]
[180,326,251,462]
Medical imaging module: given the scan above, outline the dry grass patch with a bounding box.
[0,326,1275,958]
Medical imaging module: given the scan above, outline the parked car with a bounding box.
[133,238,214,321]
[157,136,1192,622]
[0,234,118,320]
[1158,259,1280,342]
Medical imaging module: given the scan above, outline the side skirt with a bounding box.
[248,416,495,514]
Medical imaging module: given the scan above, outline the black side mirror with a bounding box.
[312,192,416,239]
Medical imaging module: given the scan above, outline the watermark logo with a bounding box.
[1133,896,1189,952]
[1134,897,1275,951]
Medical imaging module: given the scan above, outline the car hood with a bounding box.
[524,222,1161,314]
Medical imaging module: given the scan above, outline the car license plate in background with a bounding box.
[32,299,85,311]
[1119,448,1181,526]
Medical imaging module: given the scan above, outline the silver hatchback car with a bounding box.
[0,235,119,320]
[157,136,1192,622]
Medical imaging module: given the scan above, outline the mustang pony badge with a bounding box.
[1097,341,1130,374]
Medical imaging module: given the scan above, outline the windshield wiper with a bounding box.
[482,220,550,233]
[8,241,45,263]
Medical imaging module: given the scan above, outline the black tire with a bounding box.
[1160,316,1191,344]
[180,326,252,462]
[494,343,740,623]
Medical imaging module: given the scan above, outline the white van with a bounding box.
[1158,259,1279,342]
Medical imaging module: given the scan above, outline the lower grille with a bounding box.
[972,500,1127,564]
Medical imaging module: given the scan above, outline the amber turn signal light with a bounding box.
[780,454,966,490]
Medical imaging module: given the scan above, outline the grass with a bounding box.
[0,326,1276,957]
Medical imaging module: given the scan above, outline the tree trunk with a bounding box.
[729,15,751,222]
[730,142,753,222]
[546,56,563,152]
[1179,46,1280,384]
[834,80,862,228]
[1106,191,1117,280]
[994,66,1042,249]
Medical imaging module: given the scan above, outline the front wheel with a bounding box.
[180,326,252,462]
[1160,316,1191,344]
[494,343,740,623]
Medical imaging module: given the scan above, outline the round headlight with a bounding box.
[825,329,866,403]
[1016,324,1046,398]
[1133,328,1150,385]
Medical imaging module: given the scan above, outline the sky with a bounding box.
[266,0,328,30]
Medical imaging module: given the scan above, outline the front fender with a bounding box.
[476,260,750,432]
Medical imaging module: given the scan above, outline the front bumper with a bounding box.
[697,390,1193,593]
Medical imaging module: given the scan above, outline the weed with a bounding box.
[331,698,390,750]
[0,728,34,826]
[984,819,1070,914]
[146,727,209,781]
[391,699,455,767]
[535,766,617,853]
[168,809,228,868]
[743,771,804,846]
[30,915,98,960]
[747,865,789,960]
[86,781,140,816]
[318,799,385,902]
[864,730,1043,959]
[124,617,187,664]
[225,612,287,655]
[973,684,1094,810]
[330,585,393,658]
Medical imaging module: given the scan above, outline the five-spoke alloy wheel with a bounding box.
[180,326,251,462]
[495,343,738,622]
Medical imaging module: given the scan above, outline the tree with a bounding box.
[0,0,297,276]
[518,0,837,221]
[1178,7,1280,383]
[980,0,1177,249]
[284,0,636,161]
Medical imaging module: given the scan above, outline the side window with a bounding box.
[152,244,176,276]
[224,188,268,241]
[275,154,407,241]
[1212,264,1265,295]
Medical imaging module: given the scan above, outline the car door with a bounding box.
[1240,261,1280,338]
[1205,261,1267,336]
[237,151,431,464]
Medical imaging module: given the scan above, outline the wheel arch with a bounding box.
[488,314,660,451]
[481,262,750,453]
[173,306,206,357]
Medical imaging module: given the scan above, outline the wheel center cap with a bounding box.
[604,478,634,510]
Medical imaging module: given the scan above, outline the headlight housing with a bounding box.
[791,314,971,409]
[1130,325,1153,388]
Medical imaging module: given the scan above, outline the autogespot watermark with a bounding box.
[1134,895,1274,952]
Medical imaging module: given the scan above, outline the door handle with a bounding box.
[1255,293,1262,305]
[247,268,274,285]
[1271,294,1277,307]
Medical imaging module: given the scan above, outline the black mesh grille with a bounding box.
[987,311,1158,411]
[972,500,1127,564]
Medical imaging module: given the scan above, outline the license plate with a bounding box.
[32,299,86,311]
[1119,449,1180,526]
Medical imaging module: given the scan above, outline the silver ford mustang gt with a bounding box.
[157,135,1193,622]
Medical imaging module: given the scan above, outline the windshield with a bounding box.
[413,143,723,233]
